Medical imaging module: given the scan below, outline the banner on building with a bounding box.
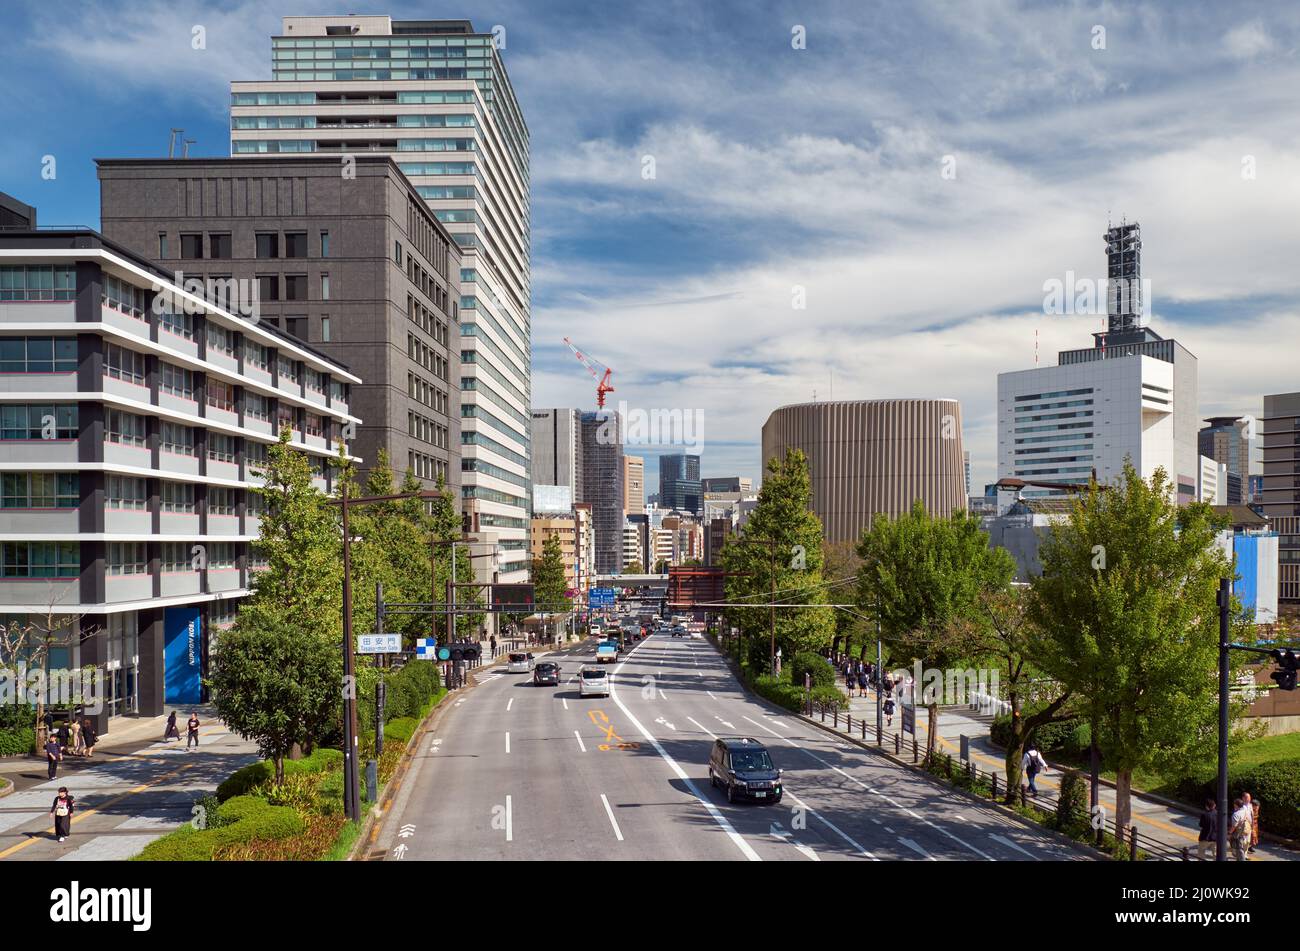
[163,607,203,705]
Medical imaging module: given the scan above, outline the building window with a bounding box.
[208,433,236,464]
[1,472,79,509]
[207,323,237,358]
[180,234,204,259]
[305,368,326,396]
[395,241,403,265]
[102,275,147,318]
[284,274,307,301]
[210,233,232,259]
[276,404,296,435]
[161,542,193,573]
[159,307,194,340]
[304,413,324,438]
[277,355,299,386]
[103,342,147,386]
[321,316,331,341]
[284,316,308,340]
[245,440,268,469]
[159,362,196,400]
[244,340,270,371]
[107,542,147,576]
[0,404,76,440]
[284,232,308,258]
[207,379,237,413]
[107,475,147,510]
[256,233,280,259]
[244,392,270,422]
[209,487,237,516]
[320,274,330,300]
[105,409,147,448]
[209,542,237,569]
[161,481,196,513]
[257,275,279,301]
[160,421,195,457]
[2,541,79,578]
[1,337,78,373]
[0,265,77,302]
[320,231,330,257]
[158,233,169,259]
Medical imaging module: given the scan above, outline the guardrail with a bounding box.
[806,697,1189,862]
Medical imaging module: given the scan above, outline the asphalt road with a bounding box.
[379,633,1094,861]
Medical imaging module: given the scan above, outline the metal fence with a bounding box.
[807,698,1191,862]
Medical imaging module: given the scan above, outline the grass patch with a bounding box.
[323,818,364,861]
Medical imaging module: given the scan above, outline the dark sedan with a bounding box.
[533,662,561,686]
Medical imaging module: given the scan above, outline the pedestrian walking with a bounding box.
[56,719,70,753]
[81,718,96,758]
[69,718,83,757]
[1249,795,1260,854]
[186,712,201,749]
[164,710,180,742]
[883,696,895,727]
[1230,797,1253,861]
[50,787,74,843]
[856,666,868,698]
[1022,743,1049,796]
[44,735,62,780]
[1197,798,1217,861]
[490,634,497,659]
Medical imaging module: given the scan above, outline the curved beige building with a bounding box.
[761,399,968,543]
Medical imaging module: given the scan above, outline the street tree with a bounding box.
[720,448,835,673]
[856,500,1015,754]
[206,614,341,783]
[427,473,481,640]
[531,533,571,640]
[1026,463,1243,832]
[623,560,646,575]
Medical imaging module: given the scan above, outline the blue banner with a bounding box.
[164,607,203,705]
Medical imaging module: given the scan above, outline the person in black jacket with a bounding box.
[186,712,201,749]
[50,787,74,842]
[1198,798,1217,861]
[81,718,97,758]
[44,736,62,780]
[164,710,180,742]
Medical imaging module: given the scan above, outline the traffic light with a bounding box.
[445,642,481,663]
[1270,649,1299,691]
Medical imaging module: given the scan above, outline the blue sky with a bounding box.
[5,0,1300,491]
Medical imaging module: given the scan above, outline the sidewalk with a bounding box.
[0,705,258,861]
[837,690,1296,862]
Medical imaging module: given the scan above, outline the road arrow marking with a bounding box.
[399,824,416,838]
[392,843,408,860]
[769,821,820,861]
[990,833,1038,860]
[654,716,677,731]
[898,837,936,860]
[715,716,735,730]
[429,738,443,754]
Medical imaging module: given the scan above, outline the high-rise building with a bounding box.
[701,476,753,494]
[998,222,1199,502]
[0,227,357,734]
[659,453,701,514]
[230,14,531,583]
[0,191,36,230]
[97,156,462,491]
[531,408,581,498]
[1261,392,1300,606]
[1199,416,1250,505]
[580,411,624,574]
[761,399,967,543]
[963,450,972,497]
[623,454,644,515]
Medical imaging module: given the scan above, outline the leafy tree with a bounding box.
[427,473,481,640]
[623,560,646,575]
[206,615,341,783]
[721,449,835,674]
[532,533,571,639]
[653,558,670,574]
[1027,463,1246,832]
[243,427,341,640]
[822,540,866,657]
[856,500,1015,754]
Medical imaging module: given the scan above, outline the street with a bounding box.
[378,633,1093,861]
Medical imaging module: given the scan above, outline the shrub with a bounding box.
[134,798,305,861]
[216,748,343,801]
[383,717,417,746]
[1055,769,1091,838]
[1174,756,1300,840]
[751,675,805,713]
[991,714,1091,761]
[810,685,847,711]
[0,727,35,756]
[214,813,348,861]
[791,652,837,690]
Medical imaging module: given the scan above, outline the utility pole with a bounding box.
[339,481,359,822]
[1216,576,1230,862]
[875,593,883,741]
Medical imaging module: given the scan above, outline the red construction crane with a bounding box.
[563,336,615,409]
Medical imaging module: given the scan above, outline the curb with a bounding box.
[707,639,1099,860]
[0,776,11,799]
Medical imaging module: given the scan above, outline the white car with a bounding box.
[579,667,611,698]
[507,652,535,673]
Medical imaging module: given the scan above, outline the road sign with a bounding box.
[588,587,616,608]
[491,583,535,612]
[415,638,437,661]
[960,734,970,761]
[902,701,916,735]
[358,633,401,654]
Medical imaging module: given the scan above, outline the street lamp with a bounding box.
[331,484,445,823]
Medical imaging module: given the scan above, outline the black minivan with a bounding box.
[708,737,782,804]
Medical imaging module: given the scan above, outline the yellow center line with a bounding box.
[0,761,199,860]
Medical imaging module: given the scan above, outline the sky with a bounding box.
[4,0,1300,492]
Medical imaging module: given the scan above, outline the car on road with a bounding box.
[708,737,783,804]
[507,652,535,673]
[671,624,688,638]
[595,637,620,663]
[578,666,611,698]
[533,661,561,686]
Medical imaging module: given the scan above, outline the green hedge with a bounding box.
[750,677,847,714]
[0,728,35,757]
[791,652,837,690]
[990,714,1091,760]
[133,796,305,861]
[383,717,418,745]
[216,748,343,802]
[1171,757,1300,840]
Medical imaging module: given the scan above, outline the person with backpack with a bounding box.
[1230,797,1253,861]
[1022,743,1049,796]
[1197,798,1217,860]
[50,787,74,843]
[883,695,896,727]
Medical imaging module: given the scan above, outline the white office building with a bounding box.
[230,15,531,584]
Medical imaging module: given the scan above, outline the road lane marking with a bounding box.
[506,795,513,842]
[506,698,514,712]
[505,732,511,754]
[574,730,587,752]
[600,794,625,842]
[990,833,1039,860]
[686,716,717,739]
[784,788,878,860]
[609,656,761,861]
[658,689,668,700]
[899,837,936,860]
[562,698,569,710]
[770,821,819,861]
[707,691,718,701]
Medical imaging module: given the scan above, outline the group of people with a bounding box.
[835,657,902,725]
[163,711,202,748]
[1198,794,1262,861]
[42,715,98,780]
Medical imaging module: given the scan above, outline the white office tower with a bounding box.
[997,223,1199,501]
[231,16,532,583]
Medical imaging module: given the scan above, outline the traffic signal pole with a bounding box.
[1216,577,1229,862]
